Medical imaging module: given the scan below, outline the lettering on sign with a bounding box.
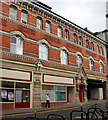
[18,25,35,35]
[66,43,82,52]
[0,19,6,26]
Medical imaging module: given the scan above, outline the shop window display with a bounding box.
[42,85,67,102]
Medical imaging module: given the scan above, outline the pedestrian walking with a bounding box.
[45,93,50,108]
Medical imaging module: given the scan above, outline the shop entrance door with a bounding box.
[15,90,30,108]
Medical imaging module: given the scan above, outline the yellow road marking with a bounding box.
[0,102,105,118]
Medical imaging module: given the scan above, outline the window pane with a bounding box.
[10,7,17,20]
[2,81,14,88]
[23,91,29,102]
[0,89,14,102]
[21,12,27,23]
[55,86,66,91]
[11,36,16,43]
[42,91,54,102]
[16,90,22,102]
[55,91,66,101]
[42,85,54,90]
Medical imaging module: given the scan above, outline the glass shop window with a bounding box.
[0,81,14,102]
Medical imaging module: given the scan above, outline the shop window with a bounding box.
[11,36,23,55]
[79,36,83,46]
[65,29,69,40]
[39,43,48,60]
[86,39,89,49]
[37,17,42,29]
[58,26,62,38]
[100,62,103,73]
[74,33,77,44]
[91,41,94,50]
[0,81,14,102]
[60,50,67,65]
[42,85,67,102]
[21,9,28,24]
[46,20,51,33]
[77,55,82,68]
[89,59,94,71]
[9,5,17,20]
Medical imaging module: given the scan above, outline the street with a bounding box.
[1,103,108,120]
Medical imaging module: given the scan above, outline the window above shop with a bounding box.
[39,43,48,60]
[58,26,62,38]
[11,36,23,55]
[21,9,28,24]
[60,50,67,65]
[46,20,51,33]
[37,16,42,29]
[9,5,17,20]
[77,55,82,68]
[65,29,69,40]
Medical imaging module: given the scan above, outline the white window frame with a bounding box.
[39,44,48,60]
[65,29,69,40]
[77,55,82,68]
[100,62,103,73]
[21,11,28,24]
[58,26,62,38]
[60,50,67,65]
[9,6,17,20]
[37,18,42,29]
[11,36,23,55]
[89,59,94,71]
[46,21,51,33]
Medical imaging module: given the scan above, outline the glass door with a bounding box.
[15,90,30,108]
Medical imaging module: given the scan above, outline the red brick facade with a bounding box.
[0,0,107,109]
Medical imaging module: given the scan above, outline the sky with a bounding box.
[38,0,107,33]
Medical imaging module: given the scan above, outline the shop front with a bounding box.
[0,67,32,110]
[41,73,75,107]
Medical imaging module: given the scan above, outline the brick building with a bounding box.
[0,0,107,110]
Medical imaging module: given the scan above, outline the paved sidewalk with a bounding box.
[1,100,107,116]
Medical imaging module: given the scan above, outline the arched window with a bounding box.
[74,33,77,44]
[58,26,62,38]
[9,5,17,20]
[77,55,82,68]
[37,17,42,29]
[65,29,69,40]
[91,41,94,51]
[21,9,28,24]
[97,44,100,54]
[86,39,89,49]
[89,59,94,71]
[11,36,23,55]
[46,20,51,33]
[39,43,48,60]
[79,36,83,46]
[100,62,103,73]
[60,50,67,65]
